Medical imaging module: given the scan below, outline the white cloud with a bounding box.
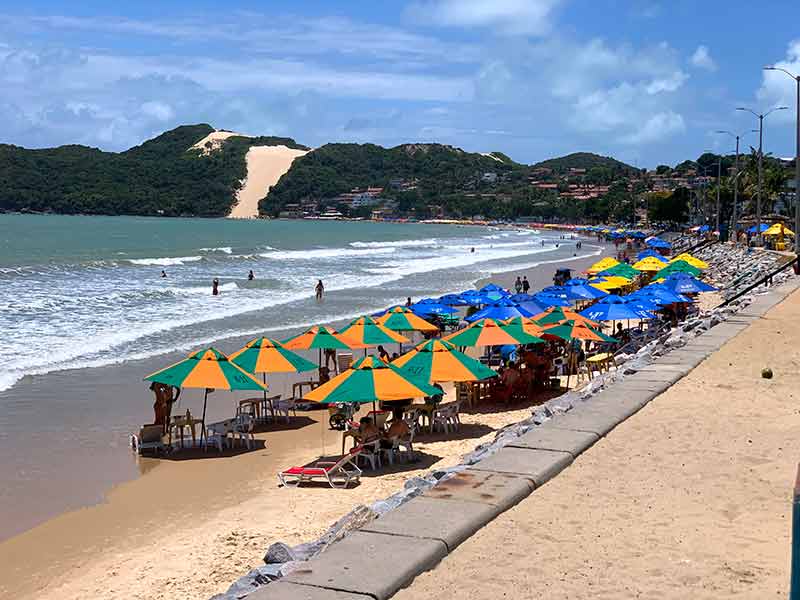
[757,39,800,124]
[621,111,685,144]
[646,70,688,94]
[690,45,716,71]
[140,101,174,122]
[407,0,563,35]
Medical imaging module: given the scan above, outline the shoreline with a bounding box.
[0,239,613,600]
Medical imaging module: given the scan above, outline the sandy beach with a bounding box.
[395,286,800,599]
[0,239,612,600]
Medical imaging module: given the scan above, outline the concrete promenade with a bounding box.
[252,278,800,600]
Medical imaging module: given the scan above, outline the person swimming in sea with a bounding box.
[212,278,220,295]
[315,279,324,301]
[248,270,254,281]
[160,270,167,278]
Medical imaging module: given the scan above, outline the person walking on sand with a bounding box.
[248,270,254,281]
[315,279,324,301]
[522,276,530,293]
[212,278,220,296]
[514,276,523,294]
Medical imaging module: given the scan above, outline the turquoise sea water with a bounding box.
[0,215,598,392]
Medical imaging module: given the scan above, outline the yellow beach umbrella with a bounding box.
[587,256,619,275]
[589,275,631,291]
[670,253,709,269]
[632,256,668,272]
[763,223,795,237]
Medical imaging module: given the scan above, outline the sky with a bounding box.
[1,0,800,167]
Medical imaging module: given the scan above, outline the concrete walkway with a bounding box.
[251,280,800,600]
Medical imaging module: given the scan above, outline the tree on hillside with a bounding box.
[647,187,690,223]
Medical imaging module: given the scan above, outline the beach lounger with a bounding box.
[278,447,363,489]
[130,424,166,455]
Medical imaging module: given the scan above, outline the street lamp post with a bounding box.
[717,129,757,243]
[765,66,800,254]
[737,106,788,244]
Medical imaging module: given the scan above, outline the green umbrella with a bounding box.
[653,260,701,280]
[599,262,640,279]
[392,339,497,383]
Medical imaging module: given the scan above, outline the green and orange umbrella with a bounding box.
[392,339,497,383]
[502,316,546,337]
[532,306,600,328]
[304,355,440,415]
[376,306,439,334]
[338,316,409,350]
[540,320,616,343]
[229,337,317,375]
[144,347,266,438]
[282,325,351,351]
[444,318,543,347]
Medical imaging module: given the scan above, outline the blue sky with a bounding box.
[2,0,799,166]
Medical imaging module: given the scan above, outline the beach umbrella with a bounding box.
[531,306,601,328]
[540,320,616,343]
[646,238,672,249]
[144,347,266,440]
[586,256,619,275]
[632,285,690,305]
[599,262,639,279]
[632,256,669,272]
[412,301,459,316]
[283,325,351,351]
[338,316,409,350]
[620,297,660,319]
[480,283,507,294]
[438,293,469,306]
[376,306,439,334]
[588,276,632,291]
[629,231,647,239]
[763,223,795,237]
[661,274,717,294]
[652,260,701,280]
[531,292,571,307]
[392,339,497,383]
[455,290,489,306]
[636,249,668,262]
[304,355,441,422]
[465,299,534,323]
[508,293,537,303]
[670,253,709,269]
[579,295,654,321]
[229,337,317,375]
[445,318,543,347]
[747,223,769,234]
[502,316,546,337]
[563,280,608,300]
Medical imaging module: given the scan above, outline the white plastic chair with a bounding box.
[274,397,296,423]
[446,401,461,432]
[233,414,255,449]
[203,422,227,453]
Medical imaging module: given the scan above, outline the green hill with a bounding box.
[0,125,308,217]
[260,142,526,216]
[533,152,639,175]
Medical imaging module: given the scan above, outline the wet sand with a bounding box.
[0,235,613,600]
[395,285,800,600]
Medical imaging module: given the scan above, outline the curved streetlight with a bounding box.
[764,65,800,253]
[736,105,789,243]
[716,129,757,239]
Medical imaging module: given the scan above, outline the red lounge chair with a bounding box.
[278,446,363,489]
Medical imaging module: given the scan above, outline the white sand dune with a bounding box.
[228,146,308,219]
[191,130,253,155]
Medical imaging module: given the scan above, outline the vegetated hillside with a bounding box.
[0,125,308,217]
[533,152,639,176]
[260,142,524,215]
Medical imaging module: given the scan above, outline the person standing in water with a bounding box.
[212,278,220,296]
[160,270,167,278]
[405,297,412,307]
[248,270,254,281]
[315,279,324,301]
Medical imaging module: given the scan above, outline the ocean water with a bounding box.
[0,215,597,393]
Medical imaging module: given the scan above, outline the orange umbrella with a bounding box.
[337,316,409,349]
[532,306,601,328]
[444,318,543,347]
[502,316,546,337]
[540,320,615,342]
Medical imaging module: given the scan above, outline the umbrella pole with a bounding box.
[200,388,208,446]
[263,373,268,422]
[373,400,378,425]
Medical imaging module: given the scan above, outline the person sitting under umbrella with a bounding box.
[492,362,521,403]
[381,407,410,451]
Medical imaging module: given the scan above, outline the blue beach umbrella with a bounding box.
[662,274,717,294]
[579,294,654,321]
[465,299,534,323]
[412,301,458,316]
[532,292,571,307]
[480,283,506,293]
[633,285,690,305]
[646,238,672,249]
[747,223,769,234]
[563,280,608,300]
[438,293,469,306]
[508,293,536,303]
